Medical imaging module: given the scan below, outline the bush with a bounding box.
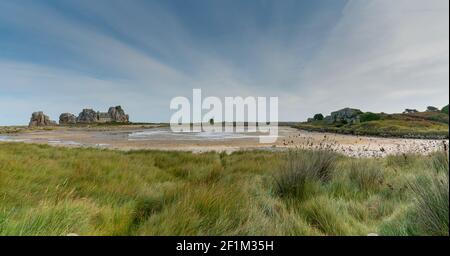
[442,105,449,115]
[273,150,337,198]
[313,114,324,121]
[427,106,439,112]
[359,112,381,123]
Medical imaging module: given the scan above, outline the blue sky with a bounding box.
[0,0,448,125]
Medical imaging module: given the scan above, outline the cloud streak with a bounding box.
[0,0,448,125]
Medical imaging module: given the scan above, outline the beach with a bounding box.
[1,125,447,157]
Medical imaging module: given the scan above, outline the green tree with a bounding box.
[313,114,324,121]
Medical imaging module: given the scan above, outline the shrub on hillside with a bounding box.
[359,112,381,123]
[442,105,449,115]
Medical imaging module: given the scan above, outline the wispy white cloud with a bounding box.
[0,0,448,125]
[296,0,449,117]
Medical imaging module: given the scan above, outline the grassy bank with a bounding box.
[297,112,449,139]
[0,126,32,134]
[0,142,448,236]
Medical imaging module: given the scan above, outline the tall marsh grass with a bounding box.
[0,142,448,236]
[409,152,449,236]
[380,151,449,236]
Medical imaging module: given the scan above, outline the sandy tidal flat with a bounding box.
[1,126,448,157]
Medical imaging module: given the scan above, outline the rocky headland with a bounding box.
[28,106,129,127]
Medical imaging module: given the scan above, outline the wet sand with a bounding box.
[1,126,448,157]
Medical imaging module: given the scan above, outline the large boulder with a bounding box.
[59,113,77,125]
[108,106,129,123]
[29,111,57,127]
[330,108,362,124]
[76,109,98,123]
[97,112,112,123]
[403,109,418,114]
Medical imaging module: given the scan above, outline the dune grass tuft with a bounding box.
[273,150,337,199]
[348,160,384,193]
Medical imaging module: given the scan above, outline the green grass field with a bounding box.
[0,142,448,236]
